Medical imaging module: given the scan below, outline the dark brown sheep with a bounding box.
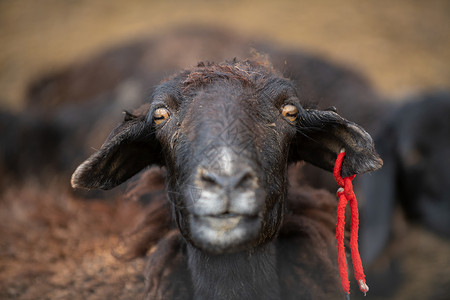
[72,57,381,299]
[3,27,446,299]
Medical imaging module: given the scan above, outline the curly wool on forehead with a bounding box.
[178,56,282,93]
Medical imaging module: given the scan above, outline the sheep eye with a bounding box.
[153,108,170,125]
[281,104,299,122]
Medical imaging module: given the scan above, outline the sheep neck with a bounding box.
[187,242,280,300]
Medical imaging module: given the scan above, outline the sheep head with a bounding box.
[72,59,382,254]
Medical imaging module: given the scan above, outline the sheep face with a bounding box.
[71,59,382,255]
[151,77,300,254]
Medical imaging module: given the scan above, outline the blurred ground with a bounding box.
[1,0,449,110]
[0,1,449,299]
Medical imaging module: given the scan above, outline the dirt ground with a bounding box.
[0,1,449,299]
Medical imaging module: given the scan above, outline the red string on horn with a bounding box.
[334,150,369,298]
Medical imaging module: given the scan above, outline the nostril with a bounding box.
[234,169,257,189]
[200,171,220,188]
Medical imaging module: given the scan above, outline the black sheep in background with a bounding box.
[353,91,450,299]
[361,91,450,263]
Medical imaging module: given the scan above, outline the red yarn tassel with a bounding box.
[336,190,350,294]
[334,150,369,297]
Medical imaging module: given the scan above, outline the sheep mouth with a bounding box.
[212,212,240,218]
[189,213,262,253]
[198,213,258,230]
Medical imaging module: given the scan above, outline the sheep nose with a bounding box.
[199,168,257,191]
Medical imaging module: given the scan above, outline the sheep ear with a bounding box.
[290,109,383,176]
[71,114,162,190]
